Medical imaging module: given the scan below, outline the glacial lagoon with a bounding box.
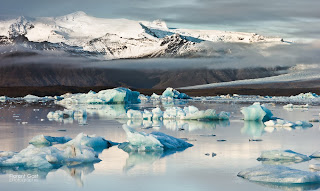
[0,99,320,191]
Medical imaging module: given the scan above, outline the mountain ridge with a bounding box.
[0,11,284,60]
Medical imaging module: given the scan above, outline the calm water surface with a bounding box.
[0,100,319,191]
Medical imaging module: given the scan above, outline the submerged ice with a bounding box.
[257,150,310,163]
[238,165,320,184]
[119,125,193,152]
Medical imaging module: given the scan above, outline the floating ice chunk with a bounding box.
[241,103,273,121]
[138,94,149,101]
[161,87,190,99]
[0,96,7,102]
[283,103,309,109]
[310,164,320,171]
[310,151,320,158]
[151,131,193,150]
[295,120,313,127]
[163,107,186,119]
[290,92,319,99]
[119,125,192,152]
[24,95,41,101]
[0,133,112,169]
[64,133,113,150]
[150,93,161,99]
[264,119,312,128]
[257,150,310,163]
[29,135,72,146]
[58,87,140,105]
[0,144,100,169]
[238,165,320,184]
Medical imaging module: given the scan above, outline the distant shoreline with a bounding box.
[0,81,319,97]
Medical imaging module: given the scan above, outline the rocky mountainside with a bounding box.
[0,11,284,60]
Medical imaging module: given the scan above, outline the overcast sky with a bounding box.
[1,0,320,41]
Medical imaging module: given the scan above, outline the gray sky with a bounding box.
[1,0,320,41]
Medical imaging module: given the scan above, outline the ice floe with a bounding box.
[238,165,320,184]
[118,125,193,152]
[0,133,113,169]
[241,103,273,121]
[257,150,310,164]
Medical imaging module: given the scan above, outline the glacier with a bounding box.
[118,125,193,152]
[238,165,320,184]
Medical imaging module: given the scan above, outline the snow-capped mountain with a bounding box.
[0,11,284,60]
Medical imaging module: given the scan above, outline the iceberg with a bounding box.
[29,135,72,146]
[0,133,113,169]
[125,106,229,121]
[57,87,140,106]
[238,165,320,184]
[118,125,193,152]
[241,103,273,121]
[257,150,310,163]
[161,87,190,99]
